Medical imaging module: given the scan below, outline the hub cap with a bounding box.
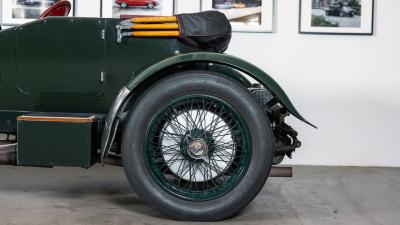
[145,95,251,201]
[187,139,208,160]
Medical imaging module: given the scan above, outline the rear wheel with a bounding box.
[122,71,273,221]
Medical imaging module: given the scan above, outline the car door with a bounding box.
[16,18,105,99]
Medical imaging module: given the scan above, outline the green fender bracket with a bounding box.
[127,52,317,128]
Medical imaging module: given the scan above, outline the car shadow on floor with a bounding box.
[103,180,303,223]
[0,165,303,223]
[107,195,168,219]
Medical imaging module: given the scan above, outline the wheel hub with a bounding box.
[187,139,208,160]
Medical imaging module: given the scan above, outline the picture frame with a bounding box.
[174,0,201,14]
[1,0,75,26]
[101,0,175,19]
[201,0,274,33]
[299,0,374,35]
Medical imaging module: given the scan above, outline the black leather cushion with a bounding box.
[177,11,232,53]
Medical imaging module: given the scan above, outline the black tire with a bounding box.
[122,71,274,221]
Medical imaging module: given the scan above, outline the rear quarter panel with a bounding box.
[101,19,199,109]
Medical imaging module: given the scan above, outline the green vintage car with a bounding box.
[0,1,314,221]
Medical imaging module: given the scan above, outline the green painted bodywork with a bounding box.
[17,116,97,168]
[0,17,313,166]
[0,17,200,133]
[125,52,315,127]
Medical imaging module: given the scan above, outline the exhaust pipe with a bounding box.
[270,166,292,177]
[0,142,17,165]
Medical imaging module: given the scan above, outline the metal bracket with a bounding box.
[116,25,133,44]
[100,86,131,162]
[100,72,106,83]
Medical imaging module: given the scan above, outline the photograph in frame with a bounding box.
[201,0,274,32]
[101,0,175,18]
[173,0,202,14]
[299,0,374,34]
[1,0,75,26]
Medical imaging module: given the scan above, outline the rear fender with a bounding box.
[100,52,315,161]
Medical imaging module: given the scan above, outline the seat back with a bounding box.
[39,0,71,19]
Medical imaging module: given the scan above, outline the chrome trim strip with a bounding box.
[100,86,131,162]
[0,143,17,151]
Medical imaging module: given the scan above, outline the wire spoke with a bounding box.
[145,96,250,200]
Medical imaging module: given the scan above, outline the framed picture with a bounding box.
[1,0,75,26]
[299,0,374,35]
[201,0,274,32]
[174,0,202,14]
[101,0,175,18]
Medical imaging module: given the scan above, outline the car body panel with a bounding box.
[0,17,313,165]
[16,18,105,97]
[17,114,98,168]
[0,17,198,133]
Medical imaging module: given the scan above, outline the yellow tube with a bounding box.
[132,31,180,37]
[131,16,178,23]
[131,23,179,30]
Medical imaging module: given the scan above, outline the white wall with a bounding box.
[2,0,400,167]
[76,0,100,17]
[180,0,400,167]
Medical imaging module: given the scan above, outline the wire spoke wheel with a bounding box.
[145,95,251,201]
[122,72,273,220]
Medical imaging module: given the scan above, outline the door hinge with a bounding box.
[101,29,106,40]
